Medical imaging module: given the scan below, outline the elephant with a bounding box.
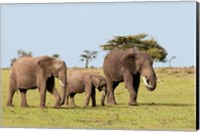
[66,70,107,107]
[7,56,67,108]
[103,48,157,106]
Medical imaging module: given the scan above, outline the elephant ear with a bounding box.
[120,48,139,74]
[38,56,55,77]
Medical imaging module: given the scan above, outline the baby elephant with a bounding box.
[66,70,107,107]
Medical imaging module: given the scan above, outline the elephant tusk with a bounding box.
[142,76,153,88]
[103,90,106,96]
[59,80,65,87]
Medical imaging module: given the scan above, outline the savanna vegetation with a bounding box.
[1,33,195,130]
[1,67,196,130]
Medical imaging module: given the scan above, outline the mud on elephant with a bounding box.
[66,70,107,107]
[7,56,67,108]
[103,48,157,106]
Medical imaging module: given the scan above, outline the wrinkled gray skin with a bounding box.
[66,71,107,107]
[7,56,67,108]
[103,48,157,106]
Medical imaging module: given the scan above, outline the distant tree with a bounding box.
[100,33,167,62]
[10,49,33,67]
[52,54,60,59]
[168,56,176,67]
[80,50,98,68]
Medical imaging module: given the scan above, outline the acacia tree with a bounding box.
[80,50,98,68]
[100,33,167,62]
[10,49,32,66]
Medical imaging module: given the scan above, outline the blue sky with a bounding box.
[1,2,196,68]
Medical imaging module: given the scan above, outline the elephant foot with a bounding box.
[128,102,138,106]
[7,103,14,107]
[40,105,46,109]
[54,105,61,109]
[70,103,76,108]
[21,104,29,108]
[106,97,117,105]
[66,104,69,107]
[66,103,75,108]
[70,105,76,108]
[83,104,89,108]
[55,102,62,108]
[106,100,117,105]
[108,102,117,106]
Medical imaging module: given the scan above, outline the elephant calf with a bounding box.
[66,70,107,107]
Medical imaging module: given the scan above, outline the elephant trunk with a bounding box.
[59,67,67,105]
[143,73,157,91]
[60,81,67,105]
[148,77,156,91]
[101,86,107,106]
[142,67,157,91]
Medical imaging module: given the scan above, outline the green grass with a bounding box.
[1,68,196,130]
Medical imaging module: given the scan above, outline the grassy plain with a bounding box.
[1,67,196,130]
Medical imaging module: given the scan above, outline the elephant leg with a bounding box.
[47,87,61,108]
[7,72,17,107]
[84,82,93,107]
[19,89,29,107]
[69,93,76,107]
[124,73,138,106]
[106,80,118,105]
[132,74,140,102]
[84,91,92,107]
[7,87,16,107]
[66,92,70,107]
[38,85,46,108]
[91,87,96,107]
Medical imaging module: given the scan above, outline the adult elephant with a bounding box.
[103,48,157,106]
[7,56,67,108]
[66,70,107,107]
